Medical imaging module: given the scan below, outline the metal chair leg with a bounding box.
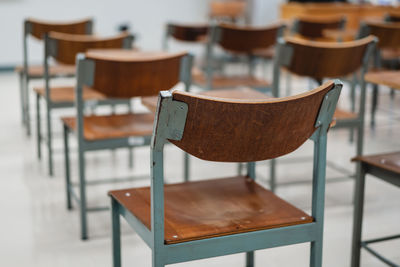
[78,145,88,240]
[152,252,165,267]
[370,84,379,128]
[270,158,276,193]
[350,164,366,267]
[19,72,26,125]
[128,148,134,169]
[184,152,189,182]
[25,76,31,136]
[64,125,72,210]
[310,238,323,267]
[112,198,121,267]
[46,102,54,176]
[246,251,254,267]
[36,93,41,159]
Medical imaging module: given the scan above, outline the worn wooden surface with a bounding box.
[169,81,335,162]
[109,176,313,244]
[33,86,105,103]
[14,64,75,77]
[353,151,400,175]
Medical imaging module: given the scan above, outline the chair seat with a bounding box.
[365,70,400,90]
[352,152,400,175]
[109,176,313,244]
[193,69,271,89]
[15,64,76,78]
[62,113,154,141]
[333,108,358,121]
[34,86,106,103]
[251,47,275,59]
[381,48,400,61]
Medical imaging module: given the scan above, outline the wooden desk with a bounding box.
[141,87,271,113]
[281,3,400,30]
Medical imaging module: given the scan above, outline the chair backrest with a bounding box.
[360,21,400,50]
[293,15,346,39]
[46,31,133,65]
[25,17,93,40]
[78,50,192,99]
[275,35,376,82]
[209,0,246,22]
[385,11,400,23]
[153,80,342,162]
[212,23,285,54]
[166,23,209,43]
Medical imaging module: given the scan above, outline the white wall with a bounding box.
[0,0,281,67]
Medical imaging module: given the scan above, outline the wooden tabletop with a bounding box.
[141,87,271,113]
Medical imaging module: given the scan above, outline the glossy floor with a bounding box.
[0,72,399,267]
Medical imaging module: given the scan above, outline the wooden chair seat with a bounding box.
[381,48,400,61]
[352,152,400,175]
[62,113,154,141]
[251,47,275,59]
[109,176,313,244]
[365,70,400,90]
[193,70,270,89]
[15,64,75,78]
[33,86,105,103]
[333,108,358,121]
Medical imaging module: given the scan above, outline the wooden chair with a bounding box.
[385,11,400,22]
[17,17,93,136]
[198,23,284,91]
[292,15,346,41]
[109,80,342,267]
[358,21,400,127]
[61,50,193,239]
[351,152,400,267]
[163,23,209,49]
[35,31,133,176]
[209,0,247,23]
[269,36,376,192]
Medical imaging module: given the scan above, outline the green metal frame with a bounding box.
[21,20,93,136]
[110,80,342,267]
[64,53,193,240]
[268,37,376,192]
[351,161,400,267]
[36,33,134,176]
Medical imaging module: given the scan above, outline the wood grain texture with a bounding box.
[14,64,75,77]
[295,15,345,39]
[49,32,130,65]
[217,23,282,53]
[33,86,105,103]
[167,23,209,42]
[365,21,400,49]
[209,1,246,19]
[283,36,374,79]
[27,17,92,40]
[109,176,313,244]
[365,70,400,90]
[169,81,335,162]
[352,151,400,175]
[85,50,187,98]
[62,113,154,141]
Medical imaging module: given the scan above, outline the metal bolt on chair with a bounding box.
[109,80,343,267]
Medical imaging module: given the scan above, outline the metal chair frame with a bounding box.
[110,80,343,267]
[64,53,193,240]
[268,37,376,192]
[21,19,93,136]
[351,156,400,267]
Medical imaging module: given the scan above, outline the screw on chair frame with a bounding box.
[110,80,342,267]
[37,31,134,176]
[21,18,93,136]
[65,51,193,240]
[269,36,376,192]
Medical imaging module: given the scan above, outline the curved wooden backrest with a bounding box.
[281,36,375,79]
[26,17,92,40]
[365,21,400,49]
[169,81,336,162]
[295,15,345,39]
[167,23,209,42]
[209,1,246,19]
[85,51,187,98]
[386,11,400,22]
[217,23,282,53]
[48,32,131,65]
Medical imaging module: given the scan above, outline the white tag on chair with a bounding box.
[128,136,145,146]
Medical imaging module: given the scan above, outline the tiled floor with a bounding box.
[0,71,399,267]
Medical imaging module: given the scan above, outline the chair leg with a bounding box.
[152,251,165,267]
[78,145,88,240]
[112,198,122,267]
[128,148,134,169]
[36,94,41,160]
[370,84,379,128]
[25,76,31,136]
[350,165,366,267]
[63,125,72,210]
[19,72,26,126]
[310,239,323,267]
[269,158,276,193]
[184,152,189,182]
[46,103,54,176]
[237,163,243,176]
[349,76,357,143]
[246,251,254,267]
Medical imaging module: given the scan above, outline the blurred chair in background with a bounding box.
[209,0,247,24]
